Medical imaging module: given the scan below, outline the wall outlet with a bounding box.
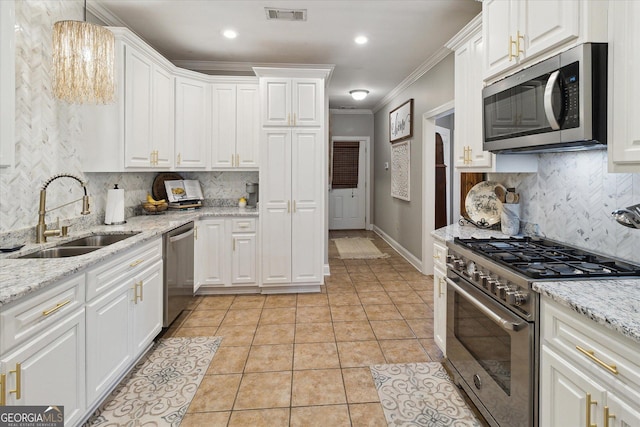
[384,162,389,170]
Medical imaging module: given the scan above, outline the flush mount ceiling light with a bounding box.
[223,29,238,39]
[355,35,368,45]
[52,1,114,104]
[349,89,369,101]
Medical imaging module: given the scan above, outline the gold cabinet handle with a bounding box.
[0,373,6,406]
[438,277,445,297]
[287,200,290,213]
[194,226,198,240]
[231,154,235,167]
[139,280,143,302]
[586,393,598,427]
[287,113,291,126]
[132,281,140,304]
[576,346,619,375]
[516,30,524,57]
[293,112,296,126]
[509,36,516,61]
[42,300,71,316]
[236,153,240,167]
[177,153,181,165]
[433,252,440,260]
[233,238,236,251]
[130,259,144,268]
[604,406,615,427]
[9,364,21,400]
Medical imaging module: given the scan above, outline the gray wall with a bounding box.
[373,54,455,259]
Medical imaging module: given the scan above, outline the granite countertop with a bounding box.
[0,207,258,308]
[431,222,640,345]
[534,280,640,345]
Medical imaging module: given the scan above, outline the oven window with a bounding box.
[454,293,511,395]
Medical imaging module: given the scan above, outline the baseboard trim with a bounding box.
[324,264,331,276]
[372,225,423,271]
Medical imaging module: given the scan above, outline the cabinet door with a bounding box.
[194,219,228,288]
[152,64,174,168]
[232,234,257,284]
[520,0,579,60]
[236,84,260,168]
[483,0,518,79]
[211,83,237,169]
[85,281,132,404]
[609,0,640,172]
[454,30,493,169]
[433,266,447,355]
[540,345,607,427]
[260,130,292,285]
[175,77,209,169]
[133,260,163,355]
[261,78,291,126]
[1,309,85,427]
[606,393,640,427]
[124,46,153,168]
[291,129,323,283]
[292,79,322,127]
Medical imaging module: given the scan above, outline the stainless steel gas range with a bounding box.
[444,236,640,427]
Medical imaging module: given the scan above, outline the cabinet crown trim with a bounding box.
[445,13,482,51]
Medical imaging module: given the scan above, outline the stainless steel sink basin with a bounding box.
[17,232,140,259]
[58,232,140,247]
[18,246,100,259]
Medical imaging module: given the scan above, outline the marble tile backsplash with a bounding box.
[489,150,640,263]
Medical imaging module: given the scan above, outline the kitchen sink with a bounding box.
[18,246,101,259]
[58,232,140,247]
[17,232,140,259]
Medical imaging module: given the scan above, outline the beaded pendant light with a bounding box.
[52,1,115,104]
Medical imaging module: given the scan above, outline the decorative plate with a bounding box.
[464,181,505,226]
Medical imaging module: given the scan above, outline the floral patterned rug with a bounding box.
[370,362,482,427]
[85,336,221,427]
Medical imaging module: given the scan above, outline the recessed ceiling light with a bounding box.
[355,35,368,45]
[223,29,238,39]
[349,89,369,101]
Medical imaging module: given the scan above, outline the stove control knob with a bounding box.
[446,255,456,265]
[480,275,491,289]
[488,279,500,293]
[507,291,529,306]
[454,260,465,270]
[472,271,481,281]
[498,284,513,300]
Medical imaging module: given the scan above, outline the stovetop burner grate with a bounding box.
[454,236,640,279]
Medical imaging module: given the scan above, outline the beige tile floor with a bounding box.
[164,230,444,427]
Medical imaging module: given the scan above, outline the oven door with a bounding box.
[445,273,534,427]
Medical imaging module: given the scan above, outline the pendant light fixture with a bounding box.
[52,0,115,104]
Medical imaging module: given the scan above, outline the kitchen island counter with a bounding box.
[0,207,258,307]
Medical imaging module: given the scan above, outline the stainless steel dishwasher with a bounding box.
[163,222,195,327]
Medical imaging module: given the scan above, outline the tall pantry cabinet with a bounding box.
[254,68,330,292]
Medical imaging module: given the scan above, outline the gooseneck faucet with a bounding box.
[36,174,91,243]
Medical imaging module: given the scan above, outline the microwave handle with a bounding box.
[543,70,561,130]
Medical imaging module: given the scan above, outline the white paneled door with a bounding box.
[329,140,366,230]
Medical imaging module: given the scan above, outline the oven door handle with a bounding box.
[445,276,526,332]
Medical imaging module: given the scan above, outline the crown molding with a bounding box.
[87,1,128,27]
[330,109,373,115]
[372,46,451,113]
[444,13,482,51]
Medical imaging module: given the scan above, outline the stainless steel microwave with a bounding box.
[482,43,607,153]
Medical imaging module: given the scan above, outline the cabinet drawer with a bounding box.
[542,298,640,389]
[0,273,85,353]
[433,240,447,270]
[232,218,256,233]
[86,238,162,300]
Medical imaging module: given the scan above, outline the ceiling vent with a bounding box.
[265,7,307,21]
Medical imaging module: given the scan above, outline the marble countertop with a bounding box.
[432,222,640,345]
[0,207,257,308]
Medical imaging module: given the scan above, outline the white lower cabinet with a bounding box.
[0,308,85,426]
[540,297,640,427]
[194,217,258,291]
[432,239,447,355]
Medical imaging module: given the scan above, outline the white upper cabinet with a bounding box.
[483,0,606,82]
[448,16,537,173]
[261,78,323,127]
[175,74,209,170]
[0,0,15,169]
[211,82,259,169]
[608,0,640,173]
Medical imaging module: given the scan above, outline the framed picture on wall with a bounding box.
[389,99,413,143]
[391,140,410,201]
